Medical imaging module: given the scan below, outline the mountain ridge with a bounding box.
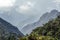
[21,9,60,35]
[0,17,24,37]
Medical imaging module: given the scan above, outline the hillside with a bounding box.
[21,9,60,35]
[19,15,60,40]
[31,15,60,39]
[0,18,24,40]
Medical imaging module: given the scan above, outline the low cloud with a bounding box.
[0,0,16,7]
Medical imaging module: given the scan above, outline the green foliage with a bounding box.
[19,37,28,40]
[32,16,60,40]
[19,16,60,40]
[19,36,57,40]
[8,35,16,40]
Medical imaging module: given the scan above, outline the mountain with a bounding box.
[0,10,40,31]
[30,15,60,40]
[0,17,24,40]
[20,15,60,40]
[21,9,60,35]
[0,9,28,27]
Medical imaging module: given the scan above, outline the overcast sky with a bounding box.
[0,0,60,31]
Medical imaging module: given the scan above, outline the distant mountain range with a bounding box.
[21,9,60,35]
[0,10,39,30]
[0,17,24,38]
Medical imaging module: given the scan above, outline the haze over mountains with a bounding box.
[0,9,39,30]
[0,9,60,35]
[21,10,60,35]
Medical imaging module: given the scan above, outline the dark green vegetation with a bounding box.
[20,16,60,40]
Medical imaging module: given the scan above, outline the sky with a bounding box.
[0,0,60,33]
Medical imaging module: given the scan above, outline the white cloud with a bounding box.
[53,0,60,5]
[53,0,60,3]
[27,1,34,7]
[0,0,16,7]
[47,7,56,12]
[53,0,60,9]
[19,5,30,11]
[18,1,35,13]
[20,1,34,11]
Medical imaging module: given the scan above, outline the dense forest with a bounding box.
[19,15,60,40]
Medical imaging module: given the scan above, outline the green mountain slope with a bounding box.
[31,15,60,40]
[20,16,60,40]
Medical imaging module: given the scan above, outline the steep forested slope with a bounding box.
[31,15,60,40]
[20,16,60,40]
